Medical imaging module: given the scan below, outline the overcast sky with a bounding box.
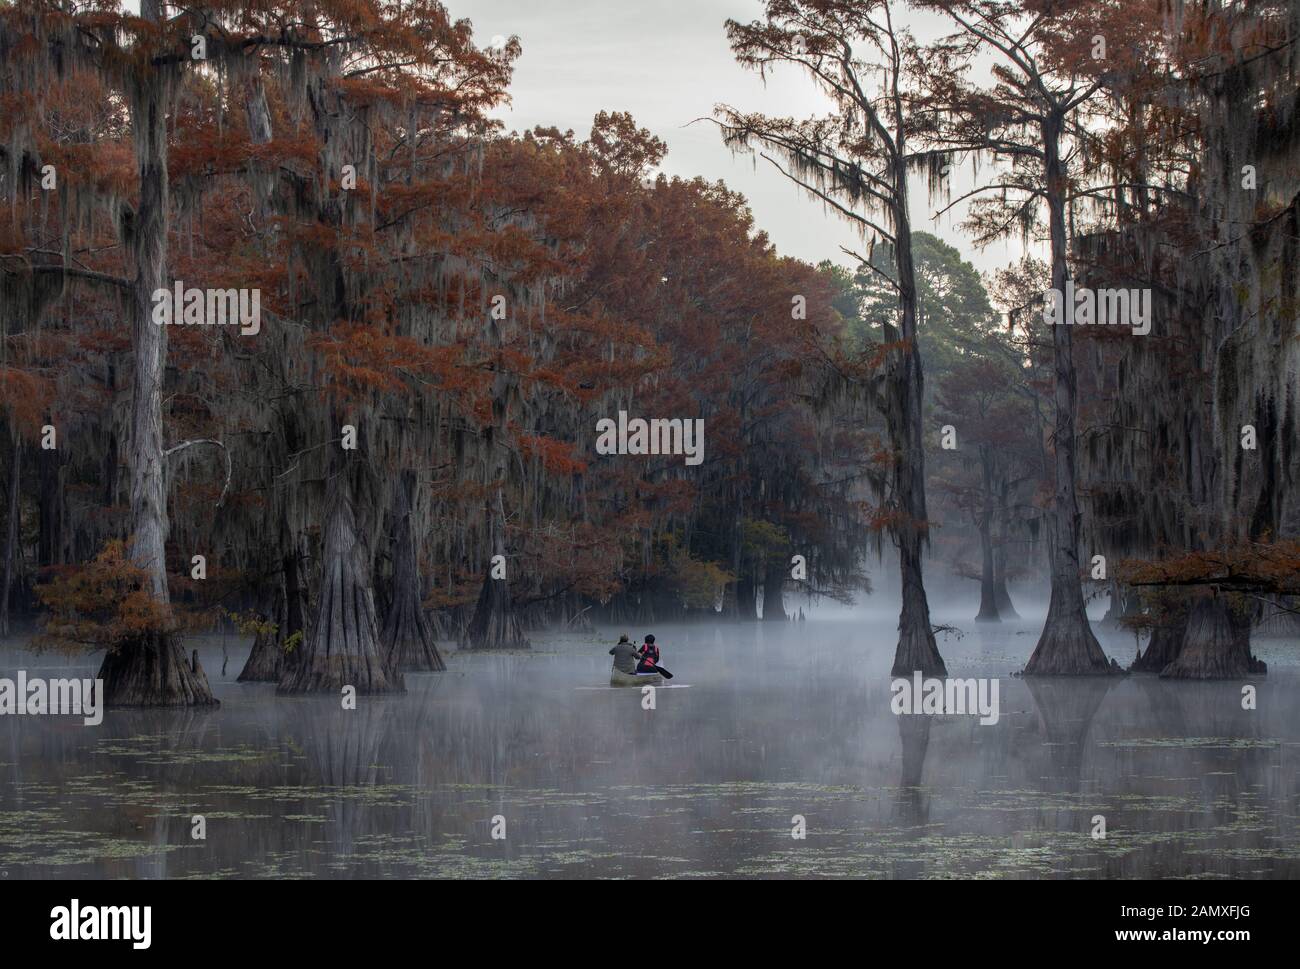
[456,0,1028,278]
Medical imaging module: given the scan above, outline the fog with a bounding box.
[3,598,1296,878]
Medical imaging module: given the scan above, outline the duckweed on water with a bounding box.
[1098,737,1280,749]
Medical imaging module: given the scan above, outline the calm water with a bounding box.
[1,605,1297,879]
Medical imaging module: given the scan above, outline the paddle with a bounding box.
[647,664,673,679]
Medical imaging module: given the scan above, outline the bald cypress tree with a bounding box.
[913,0,1175,673]
[1079,0,1297,677]
[719,0,949,675]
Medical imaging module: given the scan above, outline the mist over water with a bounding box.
[2,583,1296,878]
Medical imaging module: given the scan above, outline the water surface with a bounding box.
[1,608,1297,879]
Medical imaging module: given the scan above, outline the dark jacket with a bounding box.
[609,641,640,674]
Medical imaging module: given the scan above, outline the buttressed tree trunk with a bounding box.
[382,472,446,671]
[1024,116,1114,677]
[1161,594,1266,680]
[271,544,308,680]
[466,390,527,650]
[279,460,403,694]
[238,580,284,683]
[1130,608,1186,673]
[98,7,216,705]
[993,571,1018,621]
[465,482,528,650]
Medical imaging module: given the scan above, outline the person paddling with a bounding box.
[636,634,672,678]
[636,634,660,673]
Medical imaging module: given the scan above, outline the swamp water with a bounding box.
[1,606,1297,878]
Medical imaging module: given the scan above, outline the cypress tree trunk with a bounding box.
[895,542,945,675]
[1,436,21,637]
[465,486,528,650]
[1101,580,1124,626]
[735,575,758,621]
[465,381,527,650]
[465,567,528,649]
[975,520,999,622]
[993,485,1019,619]
[37,438,60,568]
[382,473,445,671]
[1131,609,1186,673]
[890,187,945,676]
[237,580,284,682]
[761,559,787,622]
[99,11,216,706]
[731,506,743,612]
[278,466,403,694]
[1024,115,1113,676]
[1161,594,1266,680]
[1102,582,1147,627]
[272,545,308,678]
[993,573,1018,621]
[975,448,1000,622]
[99,361,119,515]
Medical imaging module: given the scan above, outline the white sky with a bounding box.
[119,0,1033,277]
[455,0,1029,277]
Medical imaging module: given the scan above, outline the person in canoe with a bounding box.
[608,634,672,684]
[636,634,661,673]
[609,634,642,676]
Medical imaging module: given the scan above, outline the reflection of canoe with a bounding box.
[610,667,663,687]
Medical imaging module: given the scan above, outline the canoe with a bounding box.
[610,667,663,687]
